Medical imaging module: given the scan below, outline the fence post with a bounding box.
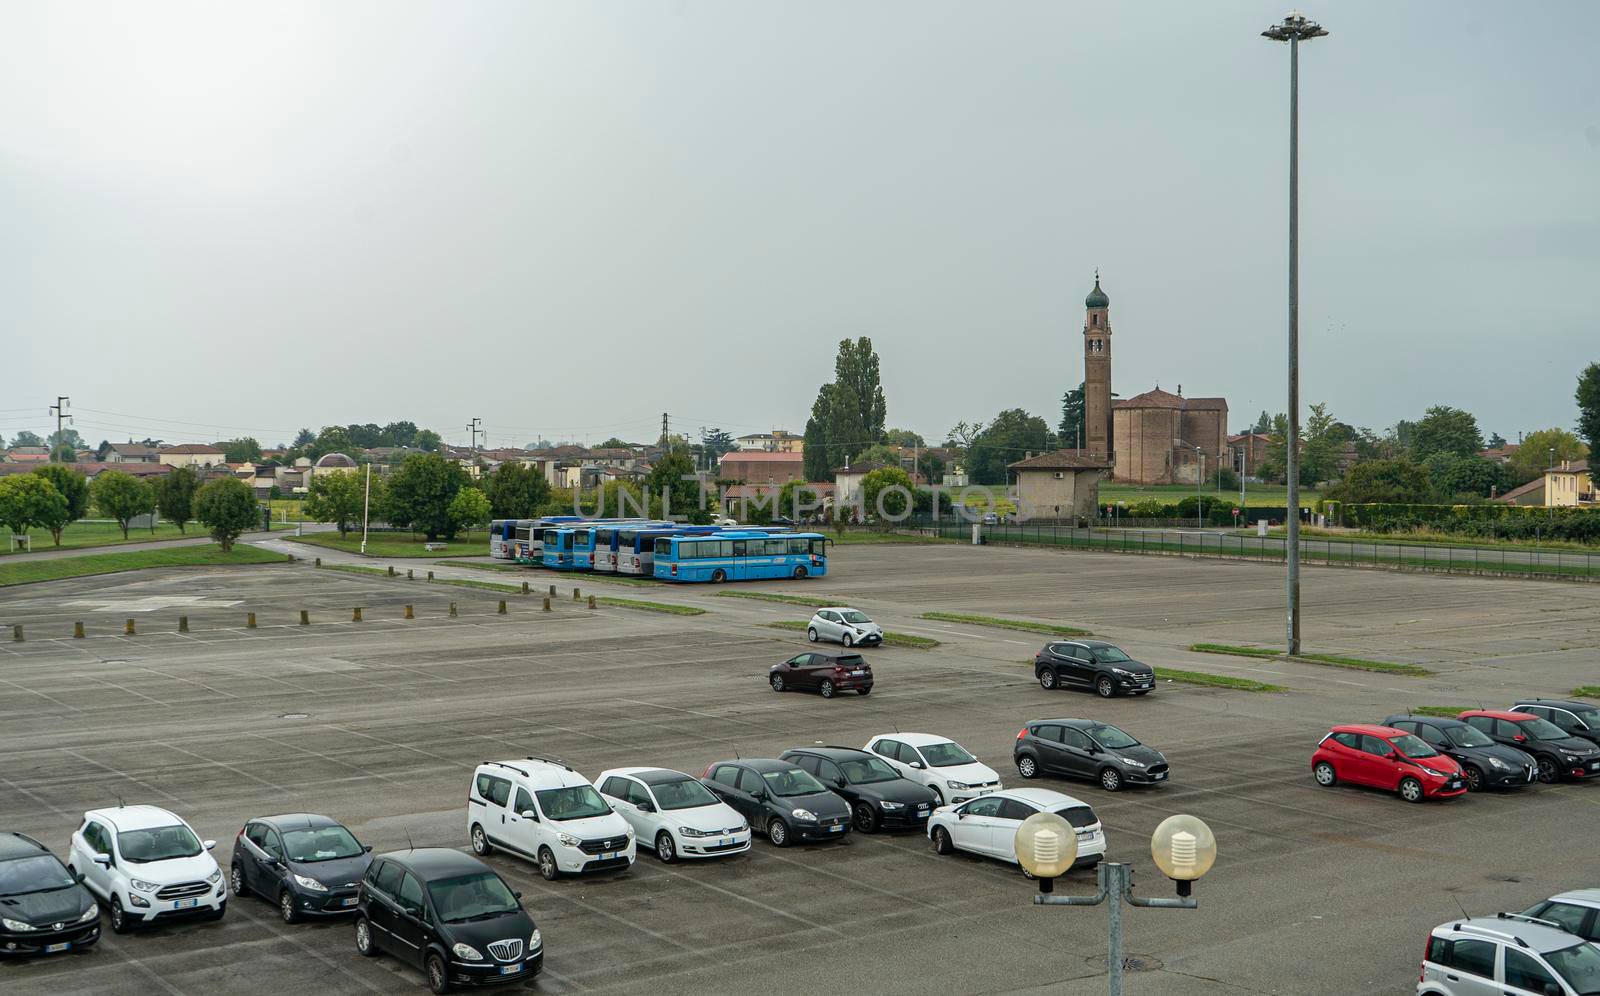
[179,615,190,633]
[549,584,556,597]
[497,600,507,615]
[125,618,136,636]
[404,604,414,619]
[387,565,396,577]
[246,612,257,629]
[408,569,414,580]
[588,595,596,609]
[299,610,309,626]
[522,582,530,594]
[352,607,362,622]
[74,621,85,639]
[543,596,551,612]
[315,557,321,567]
[12,624,21,642]
[448,602,458,618]
[427,571,434,581]
[573,587,580,602]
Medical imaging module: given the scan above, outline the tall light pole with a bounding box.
[1263,10,1327,656]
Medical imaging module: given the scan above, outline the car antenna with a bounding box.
[734,748,741,760]
[406,831,415,852]
[115,792,125,809]
[1451,893,1471,921]
[892,723,900,734]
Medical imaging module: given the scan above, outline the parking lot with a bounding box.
[2,543,1598,995]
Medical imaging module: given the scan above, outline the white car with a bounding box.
[468,757,636,880]
[808,607,884,647]
[866,732,1003,806]
[1519,889,1600,945]
[927,788,1106,873]
[67,805,225,933]
[595,767,751,863]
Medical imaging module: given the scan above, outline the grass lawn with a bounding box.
[1153,668,1285,692]
[764,620,939,649]
[1190,643,1280,658]
[824,530,951,546]
[595,597,706,616]
[1100,482,1321,506]
[919,611,1090,637]
[715,591,838,608]
[288,532,487,558]
[1407,706,1475,718]
[1,520,212,557]
[1248,525,1599,555]
[1291,653,1433,676]
[433,559,522,573]
[0,545,286,586]
[1573,687,1600,700]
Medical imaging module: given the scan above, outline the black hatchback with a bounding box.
[779,747,937,833]
[1014,718,1169,791]
[1035,640,1155,698]
[355,848,542,993]
[701,759,851,847]
[0,831,100,957]
[231,814,373,923]
[1509,699,1600,751]
[1381,716,1538,792]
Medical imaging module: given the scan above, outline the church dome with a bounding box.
[1085,274,1109,309]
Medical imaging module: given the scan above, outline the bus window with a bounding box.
[788,537,807,555]
[810,538,825,556]
[654,538,672,557]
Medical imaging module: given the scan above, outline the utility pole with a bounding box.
[661,412,670,445]
[49,396,71,453]
[466,418,482,457]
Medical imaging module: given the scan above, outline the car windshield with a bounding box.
[920,742,977,767]
[840,610,871,624]
[534,786,612,821]
[427,872,520,924]
[1390,734,1439,758]
[281,826,364,863]
[1446,726,1495,748]
[762,768,826,797]
[1519,717,1569,740]
[1572,706,1600,727]
[838,756,900,784]
[1085,724,1139,750]
[1544,942,1600,994]
[0,854,75,896]
[651,778,720,811]
[118,825,202,863]
[1091,646,1131,663]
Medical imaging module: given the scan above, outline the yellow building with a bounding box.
[1544,460,1595,507]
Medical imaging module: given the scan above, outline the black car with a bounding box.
[1014,718,1169,791]
[701,759,851,847]
[231,814,373,923]
[1462,711,1600,783]
[1381,715,1538,792]
[355,848,542,993]
[1034,640,1155,698]
[0,832,100,957]
[1509,699,1600,751]
[778,746,938,833]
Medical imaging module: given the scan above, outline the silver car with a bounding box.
[1418,913,1600,995]
[807,608,883,648]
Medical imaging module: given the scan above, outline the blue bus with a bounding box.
[615,525,721,576]
[653,531,827,582]
[492,517,586,561]
[591,521,679,572]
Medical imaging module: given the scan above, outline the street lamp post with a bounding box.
[1263,10,1327,656]
[1018,814,1217,996]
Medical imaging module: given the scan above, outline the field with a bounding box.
[0,544,286,586]
[287,531,488,558]
[1,542,1597,994]
[1098,481,1322,506]
[0,519,212,557]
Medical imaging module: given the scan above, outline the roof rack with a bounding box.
[482,760,529,778]
[1453,921,1530,948]
[524,754,574,771]
[1498,911,1563,933]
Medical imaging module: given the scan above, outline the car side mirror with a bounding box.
[363,845,373,853]
[203,840,216,851]
[834,778,846,788]
[955,811,966,820]
[1386,751,1399,760]
[73,870,86,884]
[92,854,112,868]
[637,802,654,814]
[513,890,522,901]
[753,790,768,802]
[910,761,925,770]
[1514,735,1528,743]
[1543,985,1560,996]
[520,810,537,820]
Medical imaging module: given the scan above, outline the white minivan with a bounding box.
[596,767,750,863]
[67,805,225,933]
[468,757,636,880]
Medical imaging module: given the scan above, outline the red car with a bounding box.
[1311,724,1466,802]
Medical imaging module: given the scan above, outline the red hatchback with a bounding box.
[1311,724,1466,803]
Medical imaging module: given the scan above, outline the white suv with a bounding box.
[596,767,750,863]
[67,805,224,933]
[866,732,1002,806]
[1419,914,1600,995]
[808,607,884,647]
[468,757,636,881]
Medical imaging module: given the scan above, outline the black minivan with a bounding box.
[355,848,542,993]
[0,831,100,956]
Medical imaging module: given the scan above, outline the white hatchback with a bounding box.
[808,607,884,647]
[866,732,1003,806]
[927,788,1106,873]
[596,767,750,862]
[68,805,225,933]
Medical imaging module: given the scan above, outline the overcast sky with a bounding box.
[4,1,1596,450]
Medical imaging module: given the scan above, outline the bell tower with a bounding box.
[1083,272,1112,460]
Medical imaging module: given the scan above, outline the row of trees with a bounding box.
[0,467,259,551]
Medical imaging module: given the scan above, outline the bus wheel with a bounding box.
[711,569,727,583]
[793,566,808,579]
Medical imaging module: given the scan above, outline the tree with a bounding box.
[802,338,888,481]
[1578,363,1600,477]
[47,428,85,450]
[448,487,492,533]
[1427,454,1507,500]
[1301,402,1342,484]
[381,421,418,447]
[803,383,846,482]
[193,476,258,552]
[152,466,199,533]
[33,465,90,543]
[647,444,696,517]
[0,475,66,543]
[346,423,384,448]
[884,428,926,448]
[859,466,915,521]
[1323,459,1435,505]
[1250,411,1273,435]
[698,427,737,464]
[292,428,317,449]
[94,440,113,461]
[854,443,904,468]
[90,471,156,539]
[913,450,945,485]
[777,480,825,521]
[383,453,470,540]
[222,437,262,463]
[598,436,633,449]
[414,429,442,452]
[1058,383,1085,448]
[483,462,550,519]
[1509,428,1588,484]
[304,469,368,537]
[12,430,43,447]
[966,409,1053,485]
[945,421,984,450]
[1486,432,1507,449]
[1411,406,1483,461]
[50,443,77,462]
[309,425,357,461]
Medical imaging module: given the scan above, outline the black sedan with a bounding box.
[701,759,851,846]
[1014,718,1169,791]
[0,831,100,957]
[779,746,938,832]
[1034,640,1155,698]
[1381,715,1538,792]
[230,814,373,923]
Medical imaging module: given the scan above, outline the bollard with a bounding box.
[448,602,458,618]
[315,557,321,567]
[352,607,362,623]
[299,610,309,626]
[74,621,85,639]
[427,571,434,581]
[179,615,189,633]
[521,582,530,595]
[587,595,595,610]
[548,584,556,597]
[542,596,551,612]
[246,612,257,629]
[404,604,414,620]
[572,587,580,602]
[497,600,507,615]
[124,618,136,636]
[12,624,22,642]
[387,566,396,577]
[407,569,414,581]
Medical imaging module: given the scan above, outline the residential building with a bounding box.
[2,446,51,464]
[105,442,162,463]
[718,450,804,485]
[1227,433,1273,478]
[0,461,173,482]
[1496,478,1545,507]
[1545,460,1595,507]
[831,461,924,518]
[1007,450,1115,521]
[1478,444,1519,465]
[734,430,803,453]
[158,444,226,469]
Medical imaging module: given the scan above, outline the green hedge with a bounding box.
[1340,503,1600,542]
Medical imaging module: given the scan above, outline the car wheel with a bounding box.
[1313,761,1337,787]
[230,863,248,897]
[655,831,677,863]
[806,627,819,643]
[842,632,854,648]
[1099,767,1124,792]
[1095,675,1115,698]
[1536,755,1559,784]
[853,803,879,834]
[1399,776,1425,803]
[537,846,561,880]
[109,896,131,934]
[354,915,379,957]
[470,823,492,856]
[767,818,791,848]
[770,673,785,692]
[931,826,954,855]
[426,951,450,994]
[1017,754,1039,779]
[819,679,835,698]
[856,687,870,696]
[793,566,808,579]
[711,569,726,583]
[1462,765,1485,793]
[1038,669,1057,690]
[279,889,298,924]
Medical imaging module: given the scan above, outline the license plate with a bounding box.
[500,964,522,975]
[601,852,618,860]
[341,897,358,907]
[1590,761,1599,771]
[1448,780,1462,789]
[44,942,70,953]
[173,899,199,910]
[917,806,929,815]
[1153,771,1167,780]
[719,838,733,847]
[851,670,865,675]
[829,824,845,833]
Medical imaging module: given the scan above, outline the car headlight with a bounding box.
[79,903,99,923]
[624,827,634,839]
[880,801,904,811]
[791,809,817,822]
[946,780,968,790]
[293,874,328,892]
[1488,757,1509,770]
[678,826,708,838]
[1120,757,1146,767]
[556,833,581,847]
[1111,667,1132,676]
[2,917,34,931]
[206,869,223,885]
[452,942,483,961]
[1563,755,1580,764]
[529,928,542,950]
[129,878,161,893]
